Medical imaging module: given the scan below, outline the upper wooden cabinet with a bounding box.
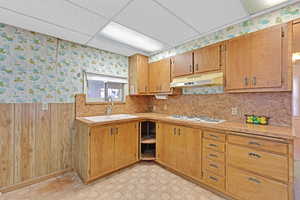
[172,51,193,77]
[129,54,149,95]
[293,19,300,53]
[194,42,225,74]
[149,58,171,93]
[226,23,292,92]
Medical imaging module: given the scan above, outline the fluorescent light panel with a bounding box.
[241,0,290,14]
[100,22,164,52]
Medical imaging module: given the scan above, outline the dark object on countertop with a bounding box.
[245,114,269,125]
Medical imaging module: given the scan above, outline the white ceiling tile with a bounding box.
[114,0,198,46]
[67,0,132,19]
[0,0,107,35]
[0,7,91,44]
[88,35,146,56]
[156,0,248,33]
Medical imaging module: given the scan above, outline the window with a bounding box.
[84,72,127,102]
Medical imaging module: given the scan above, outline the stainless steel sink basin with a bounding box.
[83,114,139,123]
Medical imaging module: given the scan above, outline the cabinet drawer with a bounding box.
[228,135,287,154]
[228,167,288,200]
[203,149,225,163]
[203,172,225,191]
[203,131,226,142]
[203,159,225,176]
[228,144,288,182]
[203,139,225,152]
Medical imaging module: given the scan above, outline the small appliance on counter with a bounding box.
[245,114,269,125]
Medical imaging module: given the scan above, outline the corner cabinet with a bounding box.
[129,54,149,95]
[75,121,138,183]
[225,23,292,92]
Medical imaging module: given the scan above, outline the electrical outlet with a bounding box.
[231,107,238,115]
[163,104,168,111]
[42,103,48,111]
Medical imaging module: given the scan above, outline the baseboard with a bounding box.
[0,168,73,193]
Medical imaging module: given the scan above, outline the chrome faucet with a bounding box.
[106,96,114,115]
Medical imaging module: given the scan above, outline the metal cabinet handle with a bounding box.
[209,164,219,168]
[209,134,218,139]
[248,152,261,158]
[209,154,218,158]
[145,86,148,91]
[248,177,261,184]
[189,64,193,72]
[244,77,248,86]
[209,176,218,182]
[253,77,257,86]
[174,128,177,135]
[248,141,261,146]
[195,64,199,71]
[209,143,217,147]
[178,128,181,136]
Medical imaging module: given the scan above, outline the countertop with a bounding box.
[76,113,295,140]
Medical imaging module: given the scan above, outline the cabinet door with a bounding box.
[156,123,164,162]
[159,58,171,92]
[293,21,300,53]
[149,61,161,92]
[184,128,202,180]
[137,55,149,93]
[226,35,251,90]
[162,124,177,168]
[175,126,187,173]
[114,122,138,169]
[90,126,115,178]
[194,43,222,73]
[250,25,283,88]
[149,59,171,93]
[172,51,193,77]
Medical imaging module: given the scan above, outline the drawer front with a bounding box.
[203,159,225,176]
[228,167,288,200]
[203,171,225,191]
[203,131,226,142]
[228,135,288,154]
[203,149,225,163]
[228,144,288,182]
[203,139,225,152]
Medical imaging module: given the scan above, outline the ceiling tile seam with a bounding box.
[64,0,108,20]
[151,0,201,34]
[84,0,136,45]
[0,6,92,37]
[149,0,300,56]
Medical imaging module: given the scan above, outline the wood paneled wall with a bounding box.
[0,103,74,190]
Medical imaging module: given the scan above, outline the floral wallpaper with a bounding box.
[0,23,128,103]
[150,2,300,63]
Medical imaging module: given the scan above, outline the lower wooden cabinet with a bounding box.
[75,121,138,183]
[156,123,202,180]
[228,167,288,200]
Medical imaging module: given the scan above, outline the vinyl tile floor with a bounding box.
[0,162,226,200]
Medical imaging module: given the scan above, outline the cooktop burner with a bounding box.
[169,115,225,124]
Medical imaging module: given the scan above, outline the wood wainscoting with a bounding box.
[0,103,74,192]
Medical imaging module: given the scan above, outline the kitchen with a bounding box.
[0,0,299,200]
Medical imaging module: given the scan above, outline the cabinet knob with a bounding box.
[244,77,248,86]
[252,77,257,86]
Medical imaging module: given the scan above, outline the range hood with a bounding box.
[170,72,223,88]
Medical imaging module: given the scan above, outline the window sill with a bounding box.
[85,101,126,105]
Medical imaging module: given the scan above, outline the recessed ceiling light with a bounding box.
[100,22,164,52]
[241,0,290,14]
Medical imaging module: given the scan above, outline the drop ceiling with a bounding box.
[0,0,297,56]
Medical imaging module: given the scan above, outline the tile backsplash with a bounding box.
[150,92,292,127]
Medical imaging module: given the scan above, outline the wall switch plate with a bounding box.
[231,107,238,115]
[42,103,48,111]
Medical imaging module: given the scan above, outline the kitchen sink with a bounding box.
[83,114,139,123]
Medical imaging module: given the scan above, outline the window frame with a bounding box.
[83,71,128,103]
